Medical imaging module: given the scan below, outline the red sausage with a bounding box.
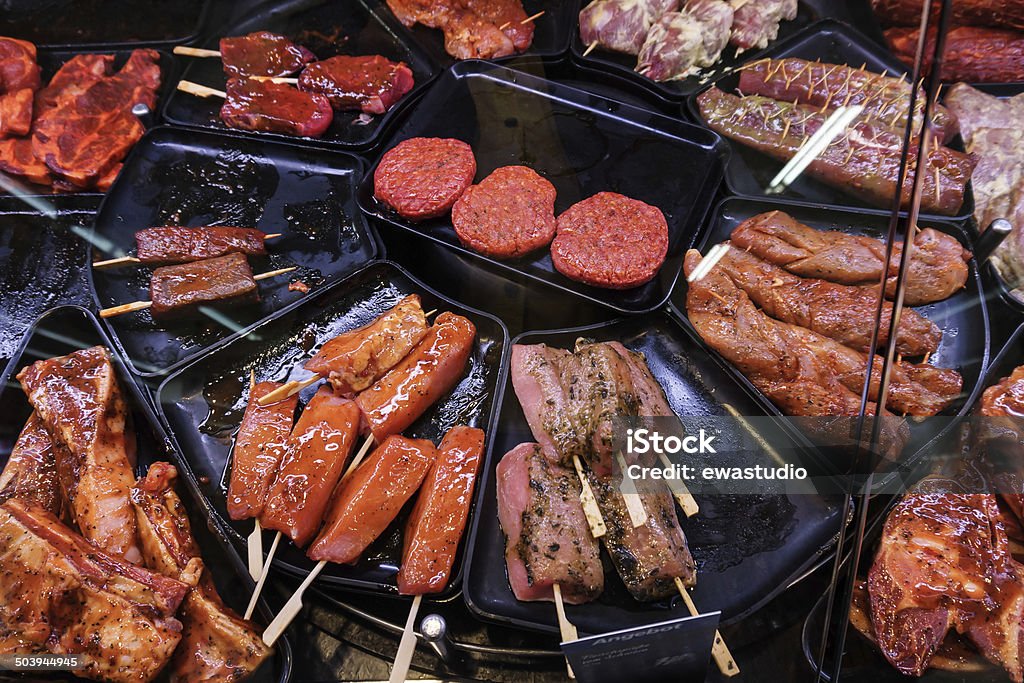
[397,425,484,595]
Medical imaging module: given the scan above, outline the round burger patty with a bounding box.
[451,165,557,259]
[551,192,669,290]
[373,137,476,221]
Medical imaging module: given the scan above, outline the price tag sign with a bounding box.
[561,612,720,683]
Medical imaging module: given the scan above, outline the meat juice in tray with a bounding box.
[0,306,293,683]
[358,60,728,314]
[157,261,508,597]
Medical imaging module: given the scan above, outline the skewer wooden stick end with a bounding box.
[262,559,327,646]
[572,456,607,539]
[177,79,227,99]
[173,45,222,58]
[99,299,152,318]
[93,255,141,268]
[256,374,321,406]
[582,42,598,58]
[552,583,578,679]
[675,578,739,677]
[388,594,423,683]
[245,530,281,621]
[246,518,264,581]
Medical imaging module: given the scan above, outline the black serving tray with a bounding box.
[569,0,818,102]
[0,305,293,683]
[89,126,378,378]
[687,19,976,223]
[162,0,440,152]
[156,260,509,599]
[0,0,208,49]
[670,196,992,481]
[463,314,847,635]
[358,60,728,315]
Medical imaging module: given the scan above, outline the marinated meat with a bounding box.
[0,137,51,185]
[132,463,271,683]
[685,0,734,65]
[17,346,141,563]
[712,243,942,356]
[149,252,259,319]
[0,498,188,683]
[0,88,32,137]
[0,37,40,93]
[387,0,451,28]
[697,88,975,217]
[219,31,316,79]
[0,412,64,517]
[728,211,972,306]
[304,294,429,395]
[298,55,414,115]
[261,387,360,547]
[226,381,298,521]
[386,0,534,60]
[885,26,1024,84]
[356,312,476,442]
[308,435,436,564]
[636,12,703,81]
[730,0,797,51]
[871,0,1024,32]
[579,0,657,55]
[982,366,1024,418]
[552,192,669,289]
[451,165,558,259]
[95,162,121,192]
[135,226,269,265]
[220,77,333,138]
[397,425,484,595]
[34,54,114,112]
[374,137,476,221]
[495,443,604,604]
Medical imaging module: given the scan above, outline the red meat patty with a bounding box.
[451,165,557,259]
[551,192,669,289]
[373,137,476,221]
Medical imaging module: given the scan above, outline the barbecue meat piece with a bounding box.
[0,137,50,185]
[0,88,32,138]
[132,463,271,683]
[636,12,703,81]
[387,0,450,28]
[0,498,188,683]
[729,211,971,306]
[983,366,1024,419]
[35,54,114,112]
[0,413,64,517]
[386,0,534,60]
[149,252,259,319]
[713,243,942,356]
[730,0,797,50]
[0,37,40,93]
[298,55,414,115]
[17,346,142,563]
[496,443,604,604]
[135,226,269,264]
[872,0,1024,32]
[220,77,333,139]
[219,31,316,79]
[886,26,1024,84]
[304,294,429,395]
[579,0,657,55]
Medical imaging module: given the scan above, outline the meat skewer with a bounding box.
[92,226,283,268]
[178,78,334,139]
[174,32,315,78]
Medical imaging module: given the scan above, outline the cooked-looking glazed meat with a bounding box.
[579,0,659,55]
[0,137,51,185]
[886,26,1024,84]
[35,54,113,112]
[397,425,484,595]
[982,366,1024,419]
[386,0,534,60]
[261,387,360,547]
[712,244,942,356]
[871,0,1024,31]
[496,442,604,604]
[304,294,429,396]
[134,226,269,265]
[0,413,65,517]
[729,211,972,306]
[298,55,414,115]
[17,346,141,563]
[220,77,333,138]
[226,381,298,521]
[132,462,271,683]
[308,435,436,564]
[219,31,316,79]
[730,0,797,50]
[149,252,259,319]
[0,498,188,683]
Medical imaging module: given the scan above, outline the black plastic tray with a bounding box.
[0,0,208,49]
[89,126,378,378]
[569,0,818,102]
[687,19,976,223]
[162,0,440,152]
[381,0,574,65]
[358,60,728,315]
[463,314,847,635]
[669,196,992,481]
[156,260,509,599]
[0,306,293,683]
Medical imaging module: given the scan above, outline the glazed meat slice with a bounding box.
[636,12,703,81]
[17,346,141,563]
[0,499,188,683]
[149,252,259,319]
[219,31,316,79]
[135,226,269,265]
[579,0,657,55]
[132,463,271,683]
[871,0,1024,31]
[220,77,334,138]
[730,0,797,51]
[713,244,942,356]
[0,137,51,185]
[0,88,33,137]
[0,413,64,517]
[304,294,429,396]
[298,55,414,115]
[34,54,115,112]
[386,0,451,28]
[0,37,40,93]
[729,211,972,306]
[496,443,604,604]
[982,366,1024,418]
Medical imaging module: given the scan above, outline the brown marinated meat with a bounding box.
[0,37,40,93]
[297,55,415,115]
[886,26,1024,83]
[220,77,333,138]
[0,412,65,517]
[0,137,51,185]
[149,252,259,319]
[386,0,533,59]
[871,0,1024,31]
[374,137,476,220]
[0,88,33,138]
[135,225,269,265]
[219,31,316,78]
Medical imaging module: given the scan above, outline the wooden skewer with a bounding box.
[242,374,266,580]
[552,583,579,679]
[252,76,299,84]
[99,266,296,318]
[245,530,281,620]
[92,234,283,269]
[389,594,423,683]
[616,452,647,528]
[582,42,598,58]
[522,10,545,24]
[342,435,376,481]
[572,455,607,539]
[178,79,227,99]
[263,559,327,645]
[675,577,739,677]
[173,45,222,58]
[659,453,699,517]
